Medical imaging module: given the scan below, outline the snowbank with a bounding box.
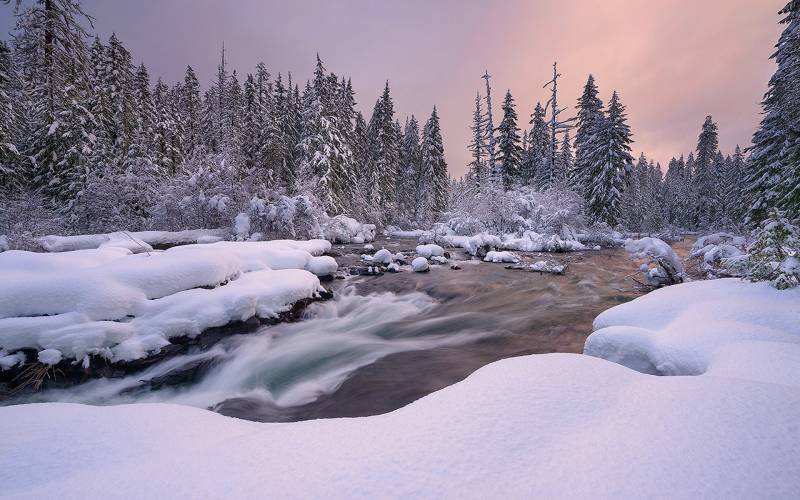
[585,278,800,379]
[385,226,426,238]
[0,239,332,366]
[415,244,444,258]
[483,251,519,263]
[38,229,230,252]
[3,346,799,498]
[323,215,376,244]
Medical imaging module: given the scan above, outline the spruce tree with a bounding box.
[496,90,522,189]
[747,1,800,224]
[467,92,486,191]
[573,74,604,198]
[693,115,720,227]
[180,65,202,156]
[0,40,20,190]
[399,116,422,222]
[585,91,633,226]
[421,106,448,219]
[527,102,549,189]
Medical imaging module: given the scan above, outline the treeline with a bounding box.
[0,0,449,232]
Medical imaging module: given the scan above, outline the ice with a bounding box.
[0,239,332,365]
[411,257,429,272]
[415,244,444,258]
[483,251,520,263]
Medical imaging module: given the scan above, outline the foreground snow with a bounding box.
[585,278,800,380]
[0,239,333,366]
[1,278,799,498]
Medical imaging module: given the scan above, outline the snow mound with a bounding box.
[0,239,332,365]
[483,251,519,263]
[372,248,394,265]
[415,244,444,258]
[3,347,800,498]
[530,260,566,274]
[690,232,748,276]
[38,229,229,252]
[585,278,800,380]
[411,257,429,272]
[625,237,684,286]
[323,215,376,244]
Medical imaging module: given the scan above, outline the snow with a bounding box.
[415,244,444,258]
[2,277,800,497]
[430,255,448,265]
[0,235,8,252]
[372,248,394,265]
[38,229,230,252]
[305,256,338,276]
[483,251,519,263]
[411,257,429,272]
[529,260,566,274]
[234,212,251,241]
[585,278,800,378]
[387,262,400,273]
[3,345,800,497]
[624,236,684,286]
[37,348,62,365]
[322,215,376,244]
[363,243,374,251]
[0,239,332,366]
[386,227,426,238]
[690,232,748,275]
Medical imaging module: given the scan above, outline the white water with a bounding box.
[23,286,499,410]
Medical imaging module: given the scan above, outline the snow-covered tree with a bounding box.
[421,106,448,219]
[746,209,800,289]
[399,116,423,222]
[585,91,633,226]
[496,90,522,189]
[467,93,487,192]
[526,102,549,188]
[747,1,800,225]
[693,115,720,227]
[573,74,604,197]
[0,40,20,190]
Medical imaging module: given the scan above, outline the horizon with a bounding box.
[0,0,784,176]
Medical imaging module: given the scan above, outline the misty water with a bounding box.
[12,236,690,422]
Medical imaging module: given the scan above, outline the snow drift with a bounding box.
[0,239,333,366]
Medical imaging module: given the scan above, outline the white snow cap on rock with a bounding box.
[415,244,445,258]
[411,257,429,272]
[372,248,394,265]
[0,239,331,366]
[483,251,519,263]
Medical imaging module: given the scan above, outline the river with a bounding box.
[9,236,692,421]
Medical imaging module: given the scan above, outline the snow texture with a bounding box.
[372,248,394,265]
[0,239,332,366]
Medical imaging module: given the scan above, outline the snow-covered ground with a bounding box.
[0,239,333,368]
[1,278,798,498]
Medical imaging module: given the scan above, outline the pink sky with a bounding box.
[4,0,783,176]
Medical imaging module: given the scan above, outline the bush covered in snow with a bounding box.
[745,210,799,289]
[624,237,685,288]
[689,232,748,277]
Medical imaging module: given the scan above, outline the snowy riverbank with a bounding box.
[1,278,798,498]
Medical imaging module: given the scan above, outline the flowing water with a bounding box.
[12,236,692,421]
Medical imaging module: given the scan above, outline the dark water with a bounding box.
[14,236,687,421]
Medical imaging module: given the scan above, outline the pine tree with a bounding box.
[180,65,202,156]
[366,81,401,218]
[399,116,422,222]
[573,74,605,198]
[747,1,800,224]
[481,71,499,186]
[421,106,448,219]
[527,102,549,188]
[0,40,20,190]
[496,90,522,189]
[585,91,633,226]
[693,115,720,227]
[556,130,574,187]
[467,92,486,191]
[746,208,800,289]
[12,0,94,205]
[132,63,155,148]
